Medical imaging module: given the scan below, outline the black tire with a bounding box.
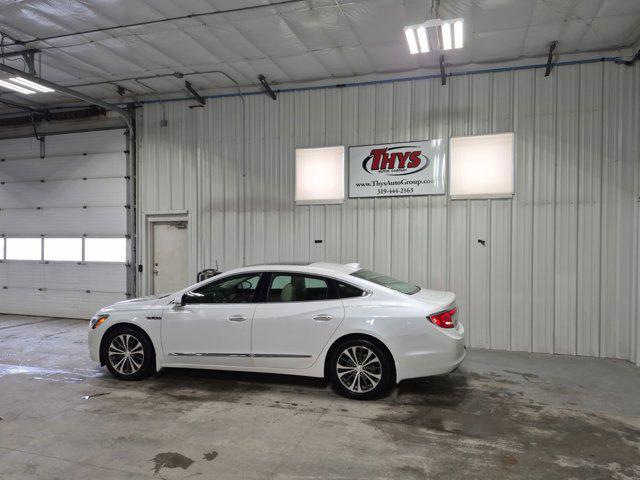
[103,327,156,381]
[329,338,395,400]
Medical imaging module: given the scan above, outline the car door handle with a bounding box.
[228,315,248,322]
[313,314,333,322]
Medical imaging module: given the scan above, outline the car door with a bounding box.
[251,272,345,369]
[161,272,263,367]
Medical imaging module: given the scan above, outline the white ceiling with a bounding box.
[0,0,639,114]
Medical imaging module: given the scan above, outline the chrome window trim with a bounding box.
[181,272,263,305]
[263,271,372,303]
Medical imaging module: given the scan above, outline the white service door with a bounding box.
[152,222,188,295]
[252,273,345,369]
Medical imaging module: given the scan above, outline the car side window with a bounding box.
[183,274,261,304]
[336,282,365,299]
[267,273,334,302]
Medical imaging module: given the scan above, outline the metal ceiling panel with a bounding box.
[0,0,639,113]
[473,0,537,31]
[582,14,640,48]
[599,0,640,16]
[472,27,530,61]
[529,0,603,25]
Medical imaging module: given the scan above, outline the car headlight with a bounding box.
[90,314,109,329]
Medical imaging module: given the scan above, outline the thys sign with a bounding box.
[348,139,446,198]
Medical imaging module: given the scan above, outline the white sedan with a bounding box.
[88,263,465,399]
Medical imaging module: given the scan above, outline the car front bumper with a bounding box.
[88,329,102,364]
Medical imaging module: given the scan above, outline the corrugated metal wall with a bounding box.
[137,60,640,365]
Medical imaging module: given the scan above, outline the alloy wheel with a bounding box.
[336,345,382,393]
[108,333,144,375]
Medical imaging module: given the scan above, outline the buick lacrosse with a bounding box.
[89,263,465,399]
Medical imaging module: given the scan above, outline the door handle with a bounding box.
[228,315,248,322]
[313,314,333,322]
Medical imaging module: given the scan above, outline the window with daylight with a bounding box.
[295,146,345,204]
[84,238,127,263]
[44,238,82,262]
[450,133,515,198]
[5,238,42,260]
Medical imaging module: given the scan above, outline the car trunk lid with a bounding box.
[411,288,456,311]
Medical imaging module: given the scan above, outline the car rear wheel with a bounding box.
[329,338,395,399]
[104,327,155,380]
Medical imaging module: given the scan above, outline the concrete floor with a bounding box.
[0,314,639,480]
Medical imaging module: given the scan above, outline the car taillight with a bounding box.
[429,307,457,328]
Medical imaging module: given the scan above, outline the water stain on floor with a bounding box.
[372,369,640,479]
[151,452,194,475]
[202,450,218,461]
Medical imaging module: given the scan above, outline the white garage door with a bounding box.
[0,129,130,319]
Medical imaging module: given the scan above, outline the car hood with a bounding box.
[100,294,169,312]
[411,288,456,310]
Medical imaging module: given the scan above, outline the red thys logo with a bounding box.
[362,146,430,176]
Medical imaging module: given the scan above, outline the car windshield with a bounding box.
[351,269,420,295]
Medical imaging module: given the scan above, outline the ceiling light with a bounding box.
[441,22,452,50]
[9,77,55,93]
[454,21,464,48]
[404,18,464,55]
[0,79,36,95]
[404,28,419,55]
[416,26,429,53]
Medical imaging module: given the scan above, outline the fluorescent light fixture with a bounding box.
[0,79,36,95]
[441,22,452,50]
[416,26,429,53]
[453,21,464,48]
[450,133,515,198]
[9,77,54,93]
[404,28,419,55]
[295,146,345,204]
[404,18,463,54]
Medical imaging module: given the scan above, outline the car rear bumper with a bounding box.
[394,324,466,381]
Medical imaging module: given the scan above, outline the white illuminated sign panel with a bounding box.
[450,133,514,198]
[295,146,345,205]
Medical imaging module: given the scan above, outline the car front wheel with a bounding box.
[104,327,155,380]
[329,338,395,399]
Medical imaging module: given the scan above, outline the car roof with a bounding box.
[234,262,362,277]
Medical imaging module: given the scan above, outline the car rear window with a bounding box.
[351,269,420,295]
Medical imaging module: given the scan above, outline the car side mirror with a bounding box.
[174,294,185,307]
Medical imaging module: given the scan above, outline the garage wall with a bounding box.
[0,130,130,318]
[136,60,640,365]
